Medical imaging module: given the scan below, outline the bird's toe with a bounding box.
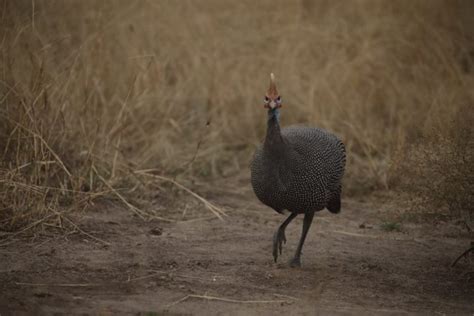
[272,229,287,262]
[289,257,301,268]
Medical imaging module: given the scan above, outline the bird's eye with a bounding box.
[264,96,270,103]
[276,96,281,103]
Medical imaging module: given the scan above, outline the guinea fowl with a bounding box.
[250,73,346,267]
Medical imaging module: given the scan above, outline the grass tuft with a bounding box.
[380,222,401,233]
[1,0,473,232]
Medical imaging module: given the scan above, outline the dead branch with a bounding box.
[167,294,293,307]
[135,170,226,220]
[451,245,474,267]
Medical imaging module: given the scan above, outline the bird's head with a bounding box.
[263,73,282,110]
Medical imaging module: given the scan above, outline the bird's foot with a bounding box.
[272,229,287,263]
[289,256,301,268]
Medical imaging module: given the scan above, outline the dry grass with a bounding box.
[1,0,473,231]
[391,103,474,225]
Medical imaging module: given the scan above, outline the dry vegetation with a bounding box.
[1,0,473,231]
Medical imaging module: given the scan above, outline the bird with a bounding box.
[250,73,346,267]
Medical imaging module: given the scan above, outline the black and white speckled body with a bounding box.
[251,110,346,215]
[252,73,346,267]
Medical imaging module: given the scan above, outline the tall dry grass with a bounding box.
[1,0,473,231]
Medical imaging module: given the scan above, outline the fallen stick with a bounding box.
[451,246,474,267]
[168,294,292,307]
[56,212,111,246]
[15,282,101,287]
[135,170,226,220]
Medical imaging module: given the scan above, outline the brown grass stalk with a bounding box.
[1,0,473,232]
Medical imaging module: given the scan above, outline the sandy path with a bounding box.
[0,182,473,315]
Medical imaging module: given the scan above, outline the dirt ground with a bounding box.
[0,178,473,315]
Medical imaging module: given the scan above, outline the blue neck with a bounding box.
[267,108,280,124]
[265,108,284,151]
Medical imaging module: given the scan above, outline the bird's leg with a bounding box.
[273,212,298,263]
[290,210,315,267]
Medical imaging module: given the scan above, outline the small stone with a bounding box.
[150,227,163,236]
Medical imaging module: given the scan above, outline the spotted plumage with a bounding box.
[250,74,346,267]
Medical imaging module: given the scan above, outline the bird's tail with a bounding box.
[327,186,341,214]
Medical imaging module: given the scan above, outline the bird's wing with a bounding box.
[275,142,303,192]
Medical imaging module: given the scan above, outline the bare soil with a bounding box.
[0,178,473,315]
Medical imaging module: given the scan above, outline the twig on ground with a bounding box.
[167,294,293,307]
[135,169,226,221]
[179,216,217,223]
[15,282,101,287]
[127,270,223,283]
[53,211,111,246]
[126,272,164,283]
[451,245,474,267]
[332,230,378,238]
[272,293,300,301]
